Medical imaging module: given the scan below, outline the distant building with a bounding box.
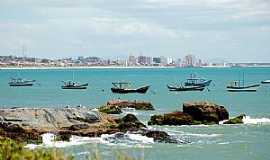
[128,55,137,66]
[184,54,195,67]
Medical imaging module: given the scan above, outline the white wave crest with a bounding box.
[25,132,153,149]
[243,116,270,124]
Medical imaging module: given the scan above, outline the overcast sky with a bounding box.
[0,0,270,62]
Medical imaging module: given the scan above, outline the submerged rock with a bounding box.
[143,130,187,144]
[223,114,246,124]
[183,101,229,124]
[148,111,193,125]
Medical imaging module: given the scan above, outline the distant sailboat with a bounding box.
[227,73,260,92]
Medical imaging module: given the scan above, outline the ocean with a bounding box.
[1,67,270,159]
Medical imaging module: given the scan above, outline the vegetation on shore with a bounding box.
[0,138,72,160]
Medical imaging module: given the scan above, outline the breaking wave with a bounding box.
[25,132,153,149]
[243,116,270,124]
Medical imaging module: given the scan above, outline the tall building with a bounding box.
[184,54,195,67]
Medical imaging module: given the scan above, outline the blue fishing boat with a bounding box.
[9,78,36,87]
[184,74,212,87]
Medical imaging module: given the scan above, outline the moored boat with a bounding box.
[111,82,150,94]
[184,74,212,87]
[167,84,205,91]
[227,74,260,92]
[227,82,260,92]
[61,81,88,89]
[9,78,36,87]
[261,80,270,84]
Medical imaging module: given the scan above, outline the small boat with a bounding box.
[184,74,212,87]
[9,78,36,86]
[61,81,88,89]
[261,80,270,84]
[111,82,150,94]
[227,73,260,92]
[167,84,205,91]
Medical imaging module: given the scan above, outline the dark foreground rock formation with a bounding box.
[98,100,154,114]
[0,108,182,144]
[148,101,229,125]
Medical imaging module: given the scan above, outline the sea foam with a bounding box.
[243,116,270,124]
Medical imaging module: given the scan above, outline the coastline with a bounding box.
[1,65,269,70]
[0,66,176,70]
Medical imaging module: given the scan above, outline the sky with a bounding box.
[0,0,270,62]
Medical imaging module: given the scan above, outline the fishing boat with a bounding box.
[167,84,205,91]
[9,78,36,87]
[111,82,150,94]
[227,73,260,92]
[61,81,88,89]
[184,74,212,87]
[261,80,270,84]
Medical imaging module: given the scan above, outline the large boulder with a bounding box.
[183,102,229,124]
[0,107,119,141]
[223,114,246,124]
[117,114,146,132]
[148,111,194,125]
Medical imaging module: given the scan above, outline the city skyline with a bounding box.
[0,0,270,62]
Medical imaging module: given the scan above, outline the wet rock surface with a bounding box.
[148,101,230,126]
[107,100,154,110]
[183,101,229,124]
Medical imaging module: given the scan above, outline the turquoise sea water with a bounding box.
[1,67,270,159]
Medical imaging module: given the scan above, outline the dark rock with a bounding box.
[107,100,154,110]
[148,111,193,125]
[183,101,229,124]
[223,114,246,124]
[68,124,89,130]
[118,114,146,132]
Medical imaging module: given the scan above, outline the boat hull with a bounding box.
[227,84,260,92]
[111,86,150,94]
[261,80,270,84]
[167,85,205,91]
[9,83,34,87]
[61,86,87,89]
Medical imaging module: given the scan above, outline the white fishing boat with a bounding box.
[227,73,260,92]
[261,80,270,84]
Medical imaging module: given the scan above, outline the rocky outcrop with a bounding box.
[148,101,230,126]
[98,105,122,114]
[107,100,154,110]
[0,107,119,142]
[223,114,246,124]
[183,101,229,124]
[0,108,182,144]
[148,111,193,125]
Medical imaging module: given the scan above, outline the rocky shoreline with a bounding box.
[0,100,245,145]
